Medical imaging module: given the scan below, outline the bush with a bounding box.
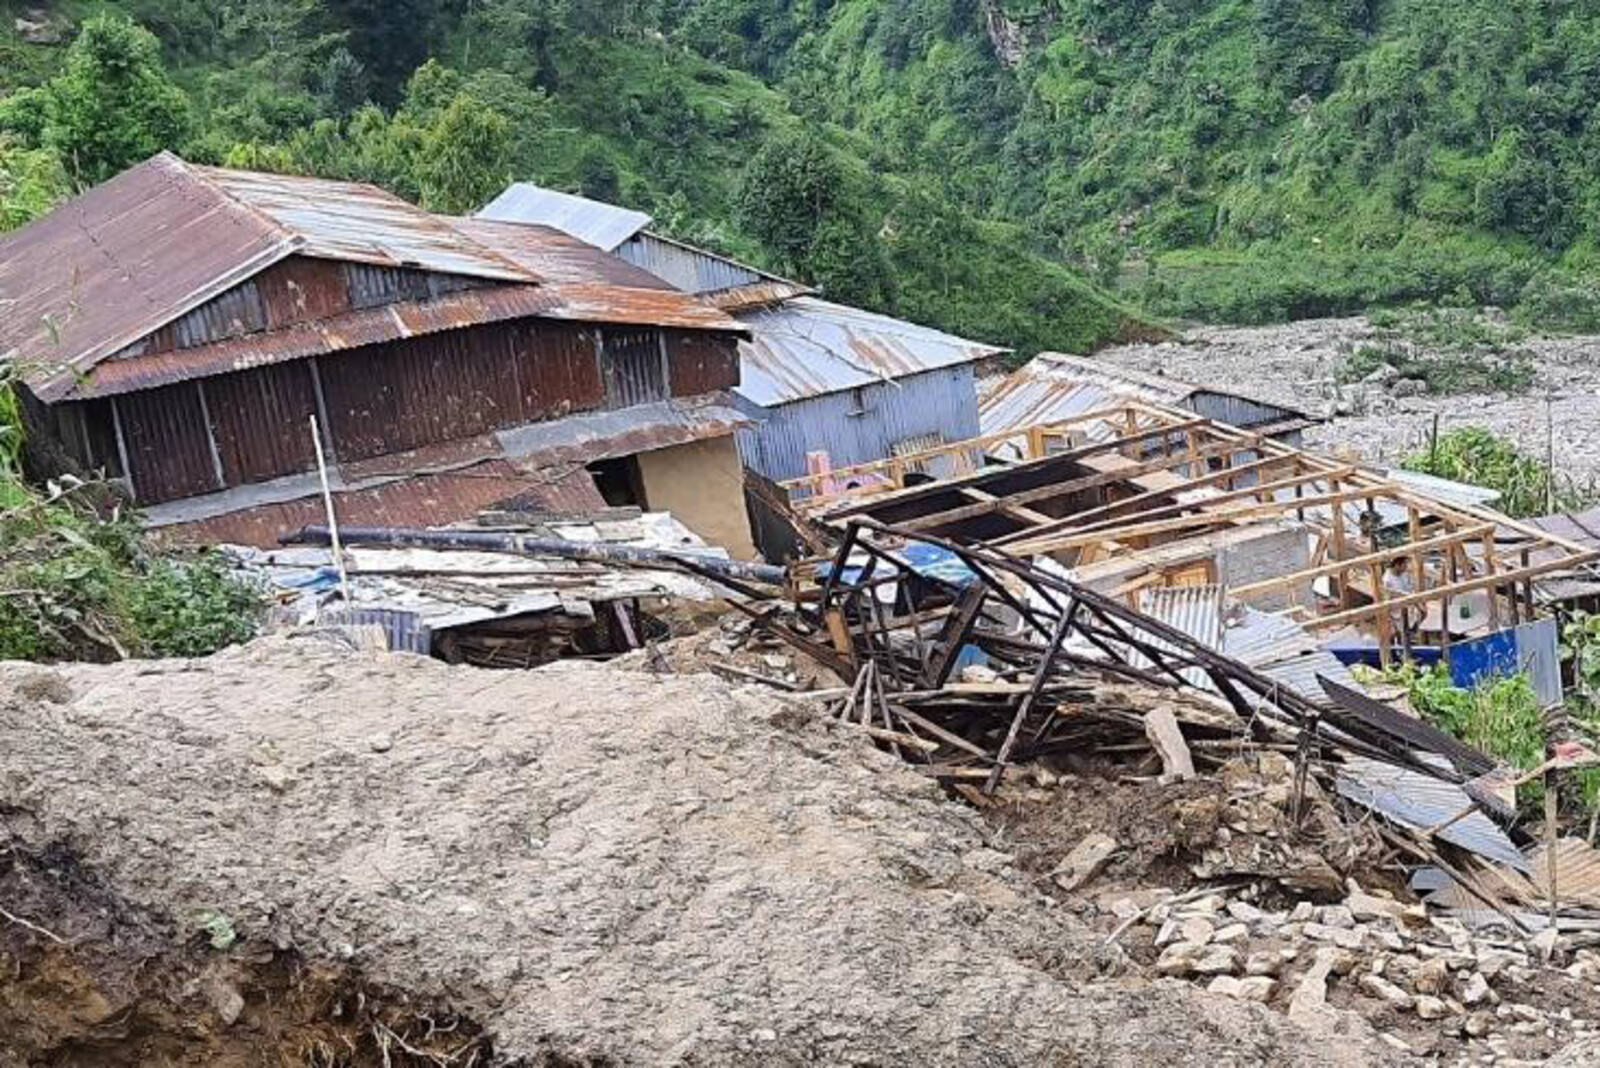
[128,553,265,658]
[1404,428,1595,519]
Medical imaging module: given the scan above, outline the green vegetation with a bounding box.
[1404,428,1596,519]
[1391,664,1600,817]
[0,4,1151,359]
[0,369,264,663]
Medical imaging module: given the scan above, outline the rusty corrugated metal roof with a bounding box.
[3,153,539,401]
[154,460,605,549]
[74,286,562,398]
[703,280,815,311]
[734,297,1008,406]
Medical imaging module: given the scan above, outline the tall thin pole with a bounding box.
[310,415,351,604]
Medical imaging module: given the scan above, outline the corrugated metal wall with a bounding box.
[735,364,981,482]
[602,327,667,408]
[115,386,222,502]
[616,233,761,295]
[204,361,319,484]
[516,321,605,419]
[667,330,740,397]
[1189,392,1297,431]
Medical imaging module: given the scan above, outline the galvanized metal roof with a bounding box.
[1336,754,1529,871]
[1531,506,1600,551]
[980,352,1309,436]
[734,297,1007,407]
[3,153,540,400]
[477,183,652,251]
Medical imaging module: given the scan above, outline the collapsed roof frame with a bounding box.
[779,400,1599,657]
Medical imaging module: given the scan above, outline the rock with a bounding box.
[1245,951,1283,977]
[1318,905,1356,929]
[1157,941,1237,978]
[1226,900,1264,924]
[1303,922,1364,950]
[1459,972,1492,1007]
[369,733,394,754]
[1476,948,1521,980]
[1212,922,1249,944]
[1363,363,1401,385]
[1288,947,1349,1025]
[206,979,246,1027]
[1391,377,1429,398]
[1050,832,1118,893]
[1346,891,1406,924]
[1206,975,1243,998]
[1208,975,1276,1003]
[13,13,63,45]
[1191,946,1241,976]
[1414,995,1450,1020]
[1154,919,1183,948]
[1358,974,1414,1011]
[1532,927,1564,962]
[1413,957,1451,996]
[1179,917,1216,946]
[1465,1012,1494,1038]
[1289,901,1315,923]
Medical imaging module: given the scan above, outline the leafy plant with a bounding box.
[1404,428,1595,519]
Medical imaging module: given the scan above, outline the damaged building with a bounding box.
[476,183,1008,487]
[1,154,757,557]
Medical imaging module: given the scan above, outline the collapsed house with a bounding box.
[476,183,1008,491]
[1,154,758,557]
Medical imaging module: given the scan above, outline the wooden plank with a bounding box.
[1230,524,1494,599]
[925,585,988,687]
[1309,555,1591,631]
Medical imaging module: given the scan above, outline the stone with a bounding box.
[1227,900,1264,924]
[369,733,393,753]
[1051,832,1118,893]
[1289,901,1315,923]
[1304,922,1365,950]
[1155,919,1184,948]
[1207,975,1243,998]
[1347,891,1407,923]
[1359,974,1414,1011]
[1245,951,1283,977]
[1156,942,1205,977]
[1391,377,1429,398]
[1288,947,1350,1025]
[1212,922,1249,944]
[1192,946,1241,976]
[13,13,63,45]
[1464,1012,1494,1038]
[1180,917,1217,946]
[1476,949,1521,980]
[1459,972,1492,1007]
[1318,905,1356,929]
[1232,976,1277,1003]
[1414,957,1451,996]
[1531,928,1564,962]
[206,979,246,1027]
[1415,995,1450,1020]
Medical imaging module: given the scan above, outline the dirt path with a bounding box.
[1094,317,1600,489]
[1,638,1389,1066]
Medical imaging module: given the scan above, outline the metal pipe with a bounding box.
[283,524,789,587]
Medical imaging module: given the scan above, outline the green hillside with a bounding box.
[0,1,1153,360]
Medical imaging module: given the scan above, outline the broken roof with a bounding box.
[478,183,653,251]
[734,297,1008,407]
[981,352,1313,437]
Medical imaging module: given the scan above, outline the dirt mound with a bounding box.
[0,638,1393,1066]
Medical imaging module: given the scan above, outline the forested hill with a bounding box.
[4,1,1600,344]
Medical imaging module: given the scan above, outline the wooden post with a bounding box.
[1330,477,1350,609]
[1370,560,1393,668]
[1481,531,1504,630]
[310,415,351,605]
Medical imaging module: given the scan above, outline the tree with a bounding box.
[9,17,191,186]
[414,93,513,213]
[0,139,71,231]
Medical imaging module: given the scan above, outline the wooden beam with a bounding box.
[1308,555,1587,631]
[1229,523,1495,600]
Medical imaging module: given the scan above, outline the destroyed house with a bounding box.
[2,155,756,554]
[477,184,1009,485]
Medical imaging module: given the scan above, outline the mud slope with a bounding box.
[0,638,1391,1066]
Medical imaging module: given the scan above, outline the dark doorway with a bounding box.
[587,455,648,508]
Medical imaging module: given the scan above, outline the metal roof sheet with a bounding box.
[477,183,652,251]
[1336,754,1529,872]
[734,297,1007,406]
[1531,506,1600,552]
[2,153,538,400]
[494,397,748,466]
[196,164,533,282]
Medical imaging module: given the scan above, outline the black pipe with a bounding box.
[282,525,789,587]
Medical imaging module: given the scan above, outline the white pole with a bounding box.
[310,415,352,604]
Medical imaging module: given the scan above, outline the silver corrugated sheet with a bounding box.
[733,365,982,482]
[616,232,764,294]
[734,297,1005,407]
[477,183,652,251]
[1336,754,1529,871]
[495,397,747,466]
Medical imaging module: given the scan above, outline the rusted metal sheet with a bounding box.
[494,398,747,466]
[257,257,352,329]
[4,153,294,401]
[667,330,740,397]
[318,324,526,461]
[203,362,319,485]
[515,322,604,420]
[703,280,814,311]
[73,286,562,399]
[602,327,667,409]
[114,384,223,503]
[156,461,604,549]
[196,164,533,282]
